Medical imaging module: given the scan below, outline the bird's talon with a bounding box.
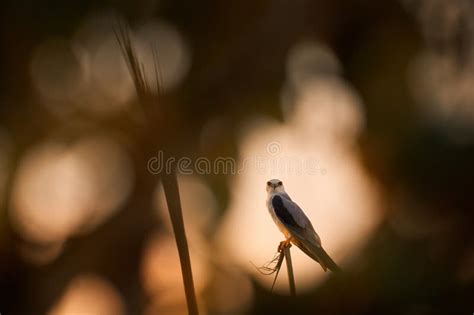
[278,240,291,252]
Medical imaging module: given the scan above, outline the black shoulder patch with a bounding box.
[272,195,299,227]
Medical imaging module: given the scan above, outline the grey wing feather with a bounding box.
[278,196,321,245]
[281,197,309,228]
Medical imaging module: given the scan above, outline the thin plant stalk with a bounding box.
[283,246,296,296]
[161,171,199,315]
[115,24,199,315]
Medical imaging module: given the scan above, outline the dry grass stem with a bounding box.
[115,23,199,315]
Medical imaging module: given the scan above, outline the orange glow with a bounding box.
[74,11,135,111]
[217,42,382,293]
[11,142,95,243]
[286,41,341,88]
[72,135,134,233]
[141,232,209,312]
[134,20,192,92]
[48,274,124,315]
[10,135,133,244]
[30,13,192,118]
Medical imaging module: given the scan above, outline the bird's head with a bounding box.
[266,179,285,194]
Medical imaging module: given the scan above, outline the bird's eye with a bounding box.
[267,181,272,186]
[278,181,282,186]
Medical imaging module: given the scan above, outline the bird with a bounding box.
[266,178,341,272]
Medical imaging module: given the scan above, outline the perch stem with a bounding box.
[283,246,296,296]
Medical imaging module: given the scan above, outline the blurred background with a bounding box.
[1,0,473,314]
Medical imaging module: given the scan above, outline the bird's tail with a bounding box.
[312,245,341,273]
[293,240,341,273]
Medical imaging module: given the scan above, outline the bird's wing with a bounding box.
[271,195,320,242]
[271,195,341,272]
